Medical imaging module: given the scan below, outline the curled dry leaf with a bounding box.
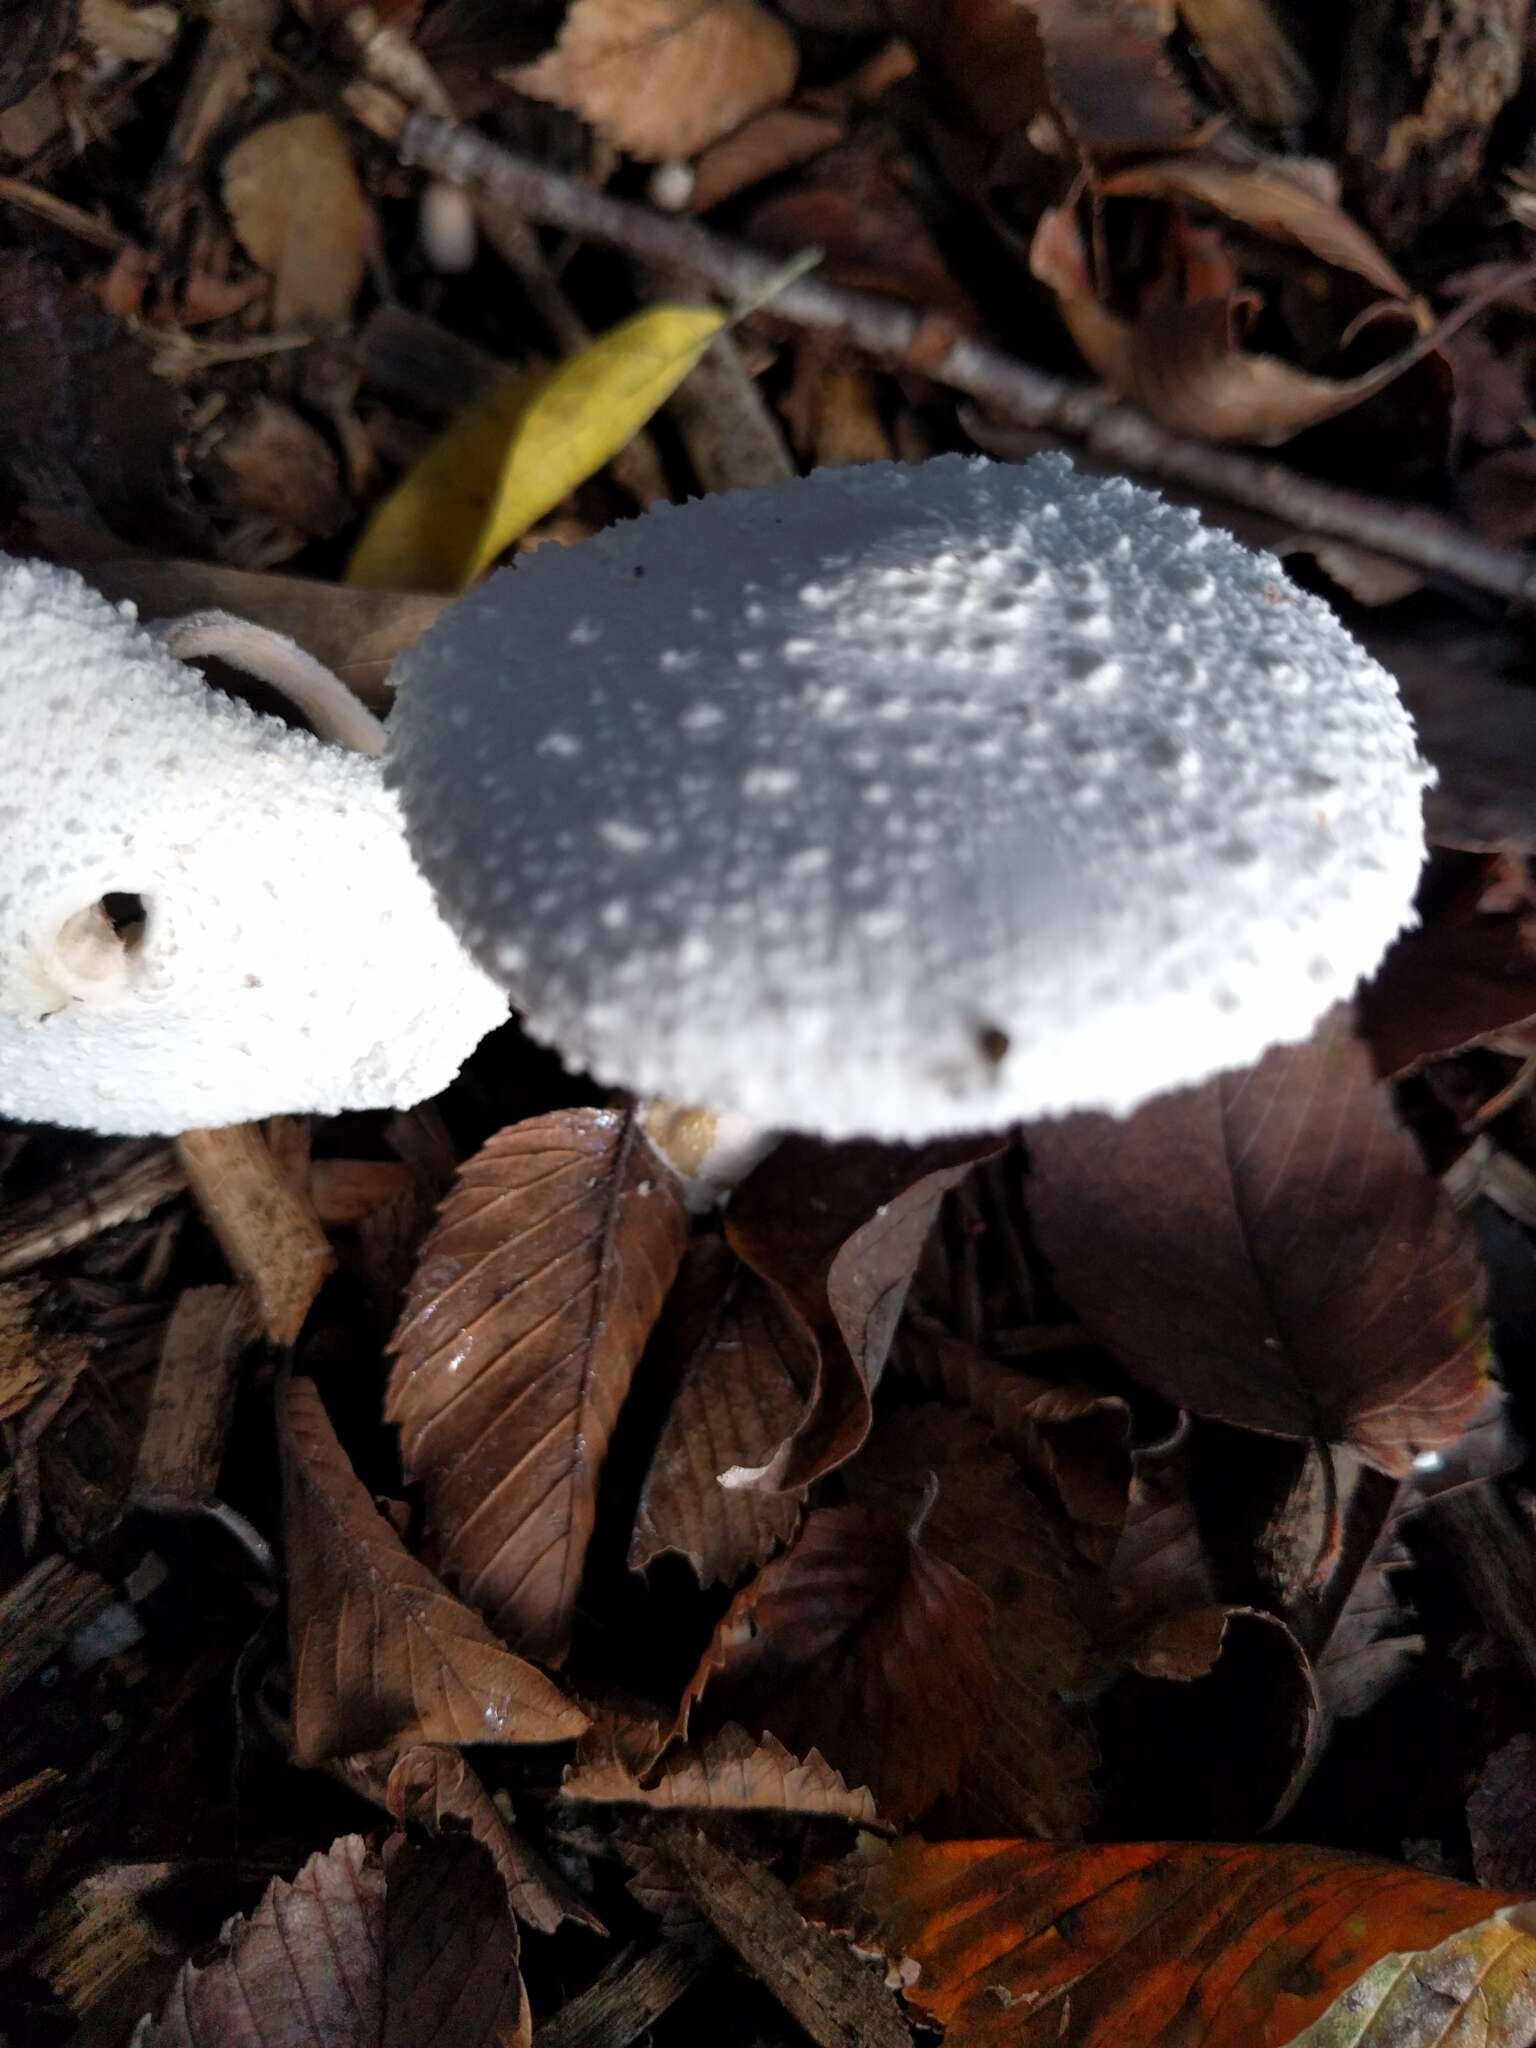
[845,1406,1099,1840]
[386,1746,604,1937]
[510,0,799,163]
[893,1316,1132,1562]
[724,1134,997,1492]
[563,1722,878,1822]
[630,1239,814,1588]
[222,113,370,330]
[279,1376,588,1767]
[677,1501,997,1822]
[387,1109,689,1662]
[139,1832,529,2048]
[1098,155,1409,296]
[807,1836,1536,2048]
[1034,0,1206,156]
[1175,0,1313,126]
[1024,1004,1491,1477]
[1030,205,1434,446]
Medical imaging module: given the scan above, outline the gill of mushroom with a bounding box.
[383,452,1434,1201]
[0,556,507,1134]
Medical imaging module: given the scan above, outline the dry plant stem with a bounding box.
[532,1940,714,2048]
[392,108,1536,610]
[156,611,387,754]
[1428,1483,1536,1695]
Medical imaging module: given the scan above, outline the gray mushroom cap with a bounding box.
[385,453,1432,1141]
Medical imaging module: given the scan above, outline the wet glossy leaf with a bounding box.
[280,1377,587,1766]
[809,1836,1536,2047]
[387,1109,689,1661]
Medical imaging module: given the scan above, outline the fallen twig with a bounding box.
[360,101,1536,612]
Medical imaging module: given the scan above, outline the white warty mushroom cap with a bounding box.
[0,557,507,1134]
[387,453,1433,1141]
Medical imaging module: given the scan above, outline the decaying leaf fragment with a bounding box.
[279,1376,588,1766]
[222,112,369,329]
[510,0,799,162]
[138,1832,530,2048]
[678,1502,997,1820]
[387,1108,689,1661]
[1025,1005,1490,1475]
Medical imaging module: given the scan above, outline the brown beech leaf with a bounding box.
[807,1836,1536,2048]
[893,1316,1132,1562]
[1175,0,1313,126]
[1099,155,1409,296]
[845,1406,1100,1839]
[629,1239,814,1588]
[387,1108,689,1661]
[385,1746,603,1937]
[279,1377,587,1767]
[510,0,798,163]
[1469,1735,1536,1893]
[1359,851,1536,1077]
[677,1502,996,1820]
[724,1134,996,1492]
[222,113,370,330]
[140,1833,529,2048]
[563,1722,878,1821]
[1025,1005,1490,1477]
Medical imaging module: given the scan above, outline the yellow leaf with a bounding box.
[347,303,725,593]
[1282,1902,1536,2047]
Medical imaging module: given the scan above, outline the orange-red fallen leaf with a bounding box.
[563,1722,878,1822]
[845,1407,1099,1839]
[140,1833,529,2047]
[630,1240,813,1587]
[385,1747,604,1938]
[1024,1005,1490,1477]
[725,1134,997,1492]
[279,1377,588,1767]
[509,0,798,163]
[678,1503,996,1821]
[387,1109,689,1662]
[805,1836,1536,2048]
[221,113,369,330]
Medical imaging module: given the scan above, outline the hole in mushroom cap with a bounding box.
[975,1024,1011,1068]
[47,893,148,1007]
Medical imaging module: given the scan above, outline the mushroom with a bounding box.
[383,453,1433,1178]
[0,555,507,1134]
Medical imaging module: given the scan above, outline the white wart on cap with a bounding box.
[0,557,507,1134]
[386,453,1432,1142]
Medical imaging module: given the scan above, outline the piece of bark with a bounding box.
[175,1126,334,1347]
[132,1286,260,1507]
[653,1827,909,2048]
[0,1144,186,1278]
[0,1555,114,1702]
[533,1940,712,2048]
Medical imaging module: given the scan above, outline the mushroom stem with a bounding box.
[640,1097,779,1211]
[154,611,387,756]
